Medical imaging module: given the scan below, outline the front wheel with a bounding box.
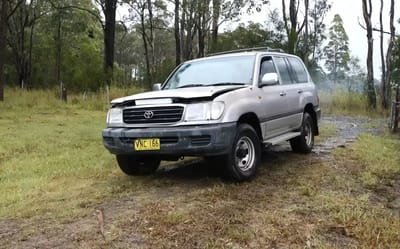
[116,155,160,175]
[290,112,315,153]
[224,124,261,182]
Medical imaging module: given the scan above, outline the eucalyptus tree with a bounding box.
[361,0,376,108]
[323,14,350,84]
[382,0,395,109]
[126,0,169,86]
[0,0,8,101]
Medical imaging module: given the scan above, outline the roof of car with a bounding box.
[183,47,296,64]
[209,47,285,56]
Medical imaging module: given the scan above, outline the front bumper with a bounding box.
[102,122,237,157]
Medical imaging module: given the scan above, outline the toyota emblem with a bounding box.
[143,111,154,119]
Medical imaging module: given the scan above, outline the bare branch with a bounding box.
[357,17,391,35]
[7,0,23,19]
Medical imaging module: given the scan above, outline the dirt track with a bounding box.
[1,115,394,249]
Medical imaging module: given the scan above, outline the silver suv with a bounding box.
[103,48,321,181]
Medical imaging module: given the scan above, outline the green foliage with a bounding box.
[323,14,351,84]
[4,0,104,91]
[214,22,276,52]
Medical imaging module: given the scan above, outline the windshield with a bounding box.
[163,55,255,89]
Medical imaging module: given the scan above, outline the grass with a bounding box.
[0,87,143,219]
[1,88,400,248]
[335,133,400,188]
[319,90,389,117]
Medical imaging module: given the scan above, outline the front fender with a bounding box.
[216,87,262,122]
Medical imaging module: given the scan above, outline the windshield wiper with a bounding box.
[209,82,247,86]
[177,84,206,89]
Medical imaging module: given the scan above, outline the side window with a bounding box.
[274,57,292,85]
[258,57,276,83]
[288,57,309,83]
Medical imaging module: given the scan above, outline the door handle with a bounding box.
[297,89,303,94]
[279,92,287,96]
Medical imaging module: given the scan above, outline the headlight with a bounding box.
[185,102,225,121]
[107,108,123,125]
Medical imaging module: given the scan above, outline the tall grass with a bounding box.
[0,86,144,111]
[319,90,388,117]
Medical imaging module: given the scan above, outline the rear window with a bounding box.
[287,57,308,83]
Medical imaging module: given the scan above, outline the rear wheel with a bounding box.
[290,112,314,153]
[224,124,261,182]
[116,155,160,175]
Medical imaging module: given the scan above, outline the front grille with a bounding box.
[123,106,184,124]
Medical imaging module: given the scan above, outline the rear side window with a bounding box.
[274,57,292,85]
[288,57,308,83]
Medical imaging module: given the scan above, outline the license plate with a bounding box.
[134,138,160,151]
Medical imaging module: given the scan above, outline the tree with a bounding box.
[174,0,180,66]
[391,36,400,85]
[0,0,7,101]
[383,0,395,109]
[323,14,350,84]
[127,0,168,86]
[274,0,330,64]
[7,0,45,89]
[215,22,273,51]
[347,56,366,92]
[379,0,387,108]
[361,0,376,108]
[98,0,117,86]
[281,0,302,54]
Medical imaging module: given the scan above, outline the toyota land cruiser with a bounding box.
[102,48,321,181]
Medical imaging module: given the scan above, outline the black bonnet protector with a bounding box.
[112,86,246,108]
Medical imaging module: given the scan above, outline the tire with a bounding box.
[116,155,160,175]
[290,112,315,153]
[224,124,261,182]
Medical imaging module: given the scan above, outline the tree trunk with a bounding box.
[379,0,388,109]
[282,0,298,54]
[104,0,117,87]
[303,0,309,66]
[196,1,205,58]
[385,0,395,108]
[55,11,62,88]
[180,0,186,61]
[140,9,151,85]
[362,0,376,108]
[288,0,297,54]
[27,19,35,88]
[146,0,155,77]
[211,0,220,53]
[0,0,7,101]
[174,0,181,66]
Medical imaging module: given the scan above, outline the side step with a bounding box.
[263,132,301,146]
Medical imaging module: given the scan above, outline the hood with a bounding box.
[111,85,247,105]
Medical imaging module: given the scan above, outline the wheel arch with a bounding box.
[304,104,319,136]
[237,112,263,140]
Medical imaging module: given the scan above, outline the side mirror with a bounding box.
[152,83,161,91]
[260,73,279,87]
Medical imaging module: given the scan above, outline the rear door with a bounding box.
[286,56,310,128]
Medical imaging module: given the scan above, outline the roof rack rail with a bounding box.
[208,47,285,56]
